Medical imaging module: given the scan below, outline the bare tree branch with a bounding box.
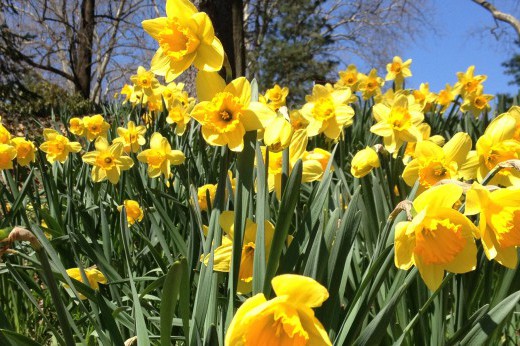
[472,0,520,41]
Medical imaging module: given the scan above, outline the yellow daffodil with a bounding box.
[358,68,384,100]
[302,83,355,140]
[40,129,82,164]
[351,147,380,178]
[394,184,478,291]
[335,64,365,91]
[65,267,107,300]
[225,274,332,346]
[435,83,458,113]
[403,123,445,162]
[302,148,332,180]
[131,66,159,91]
[117,200,144,225]
[0,121,11,144]
[262,84,289,111]
[114,121,147,153]
[371,94,424,153]
[166,99,193,135]
[0,144,17,170]
[82,137,134,184]
[262,130,326,198]
[460,86,494,117]
[137,132,185,178]
[466,183,520,268]
[11,138,36,167]
[82,115,110,141]
[120,84,141,105]
[454,65,487,97]
[385,56,412,89]
[476,112,520,186]
[196,183,217,211]
[191,72,276,152]
[142,0,224,82]
[507,106,520,141]
[69,117,85,136]
[290,110,309,130]
[202,211,275,294]
[402,132,478,190]
[263,114,293,152]
[413,83,437,111]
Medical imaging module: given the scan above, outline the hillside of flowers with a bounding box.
[0,0,519,345]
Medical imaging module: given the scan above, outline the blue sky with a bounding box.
[347,1,520,96]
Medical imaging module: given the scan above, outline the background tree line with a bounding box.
[0,0,519,116]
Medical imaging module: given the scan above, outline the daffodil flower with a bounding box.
[385,56,412,89]
[358,68,384,100]
[11,138,36,167]
[82,115,110,142]
[69,117,85,136]
[0,144,17,170]
[302,83,355,140]
[466,183,520,268]
[225,274,332,346]
[137,132,185,178]
[118,200,144,225]
[191,72,276,152]
[202,211,275,294]
[394,184,478,291]
[454,65,487,97]
[371,94,424,153]
[351,146,380,178]
[142,0,224,82]
[39,129,82,164]
[114,121,147,153]
[476,112,520,186]
[65,267,107,300]
[402,132,478,190]
[82,137,134,184]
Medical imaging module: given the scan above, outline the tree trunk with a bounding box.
[199,0,245,78]
[75,0,95,99]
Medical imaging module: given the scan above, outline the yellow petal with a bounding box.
[465,183,488,215]
[193,38,224,72]
[219,211,235,238]
[225,293,267,346]
[414,254,444,291]
[141,17,169,40]
[196,71,226,101]
[402,159,420,186]
[224,77,251,106]
[166,0,197,21]
[394,221,414,270]
[415,141,444,161]
[443,238,477,274]
[226,128,245,152]
[443,132,472,165]
[210,242,233,272]
[201,127,228,146]
[243,102,276,131]
[271,274,329,308]
[413,184,463,212]
[302,160,323,183]
[494,245,518,269]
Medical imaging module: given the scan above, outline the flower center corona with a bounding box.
[159,18,199,60]
[414,218,465,265]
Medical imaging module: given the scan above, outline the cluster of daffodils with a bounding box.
[120,68,195,134]
[0,117,37,169]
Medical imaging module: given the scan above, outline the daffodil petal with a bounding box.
[271,274,329,308]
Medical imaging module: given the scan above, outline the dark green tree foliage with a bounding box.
[247,0,337,106]
[0,1,34,105]
[503,53,520,87]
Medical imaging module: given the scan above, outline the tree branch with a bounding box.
[471,0,520,41]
